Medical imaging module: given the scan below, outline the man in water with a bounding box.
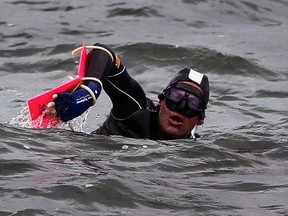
[49,43,210,140]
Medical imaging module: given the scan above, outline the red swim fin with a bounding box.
[28,43,88,128]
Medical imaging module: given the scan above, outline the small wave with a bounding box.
[183,0,285,26]
[107,6,163,18]
[0,47,45,58]
[116,42,277,79]
[10,1,50,6]
[9,1,84,12]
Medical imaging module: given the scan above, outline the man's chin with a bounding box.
[161,126,186,139]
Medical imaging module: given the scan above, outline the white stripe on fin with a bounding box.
[188,69,204,85]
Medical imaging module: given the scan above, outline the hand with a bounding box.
[46,94,58,117]
[49,81,101,122]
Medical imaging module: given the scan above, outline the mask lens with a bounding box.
[187,94,204,111]
[164,88,204,118]
[165,88,186,103]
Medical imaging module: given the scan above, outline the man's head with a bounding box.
[157,67,210,139]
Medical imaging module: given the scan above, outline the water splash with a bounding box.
[9,106,91,133]
[9,106,32,128]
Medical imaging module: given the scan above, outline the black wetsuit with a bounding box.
[85,43,161,139]
[86,43,192,140]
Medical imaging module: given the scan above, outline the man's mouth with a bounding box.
[169,114,184,125]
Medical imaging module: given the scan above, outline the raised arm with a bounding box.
[53,43,147,122]
[86,43,147,119]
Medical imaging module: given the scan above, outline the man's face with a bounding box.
[157,81,204,139]
[157,98,203,139]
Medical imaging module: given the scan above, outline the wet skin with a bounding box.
[157,98,203,139]
[157,81,204,139]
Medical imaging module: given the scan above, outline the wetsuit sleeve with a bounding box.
[85,43,147,119]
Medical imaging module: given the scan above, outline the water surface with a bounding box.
[0,0,288,215]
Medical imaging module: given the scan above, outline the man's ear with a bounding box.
[197,119,204,125]
[157,99,164,107]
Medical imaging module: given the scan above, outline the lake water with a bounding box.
[0,0,288,215]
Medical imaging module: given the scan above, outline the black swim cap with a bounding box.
[158,67,210,117]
